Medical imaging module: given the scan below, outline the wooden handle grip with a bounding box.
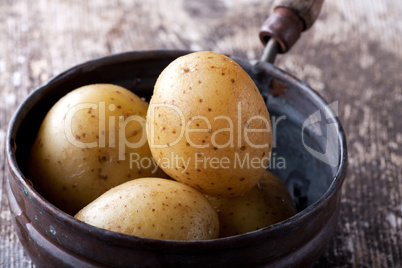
[259,0,324,53]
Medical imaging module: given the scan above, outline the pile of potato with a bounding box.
[29,51,296,240]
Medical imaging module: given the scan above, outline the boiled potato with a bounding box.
[205,170,296,237]
[75,178,219,240]
[29,84,164,215]
[147,51,272,197]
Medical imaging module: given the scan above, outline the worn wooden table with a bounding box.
[1,0,401,267]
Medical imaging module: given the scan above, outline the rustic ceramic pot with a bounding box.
[6,50,347,268]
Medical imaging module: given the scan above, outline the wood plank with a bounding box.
[1,0,401,267]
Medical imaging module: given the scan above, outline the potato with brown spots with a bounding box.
[147,51,272,197]
[75,178,220,240]
[29,84,164,215]
[205,170,296,237]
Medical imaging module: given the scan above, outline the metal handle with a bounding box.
[259,0,324,57]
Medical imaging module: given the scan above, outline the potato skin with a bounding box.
[147,51,272,198]
[75,178,220,241]
[205,170,296,237]
[28,84,164,215]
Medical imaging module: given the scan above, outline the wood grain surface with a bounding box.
[1,0,401,267]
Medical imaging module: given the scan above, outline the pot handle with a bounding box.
[259,0,324,55]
